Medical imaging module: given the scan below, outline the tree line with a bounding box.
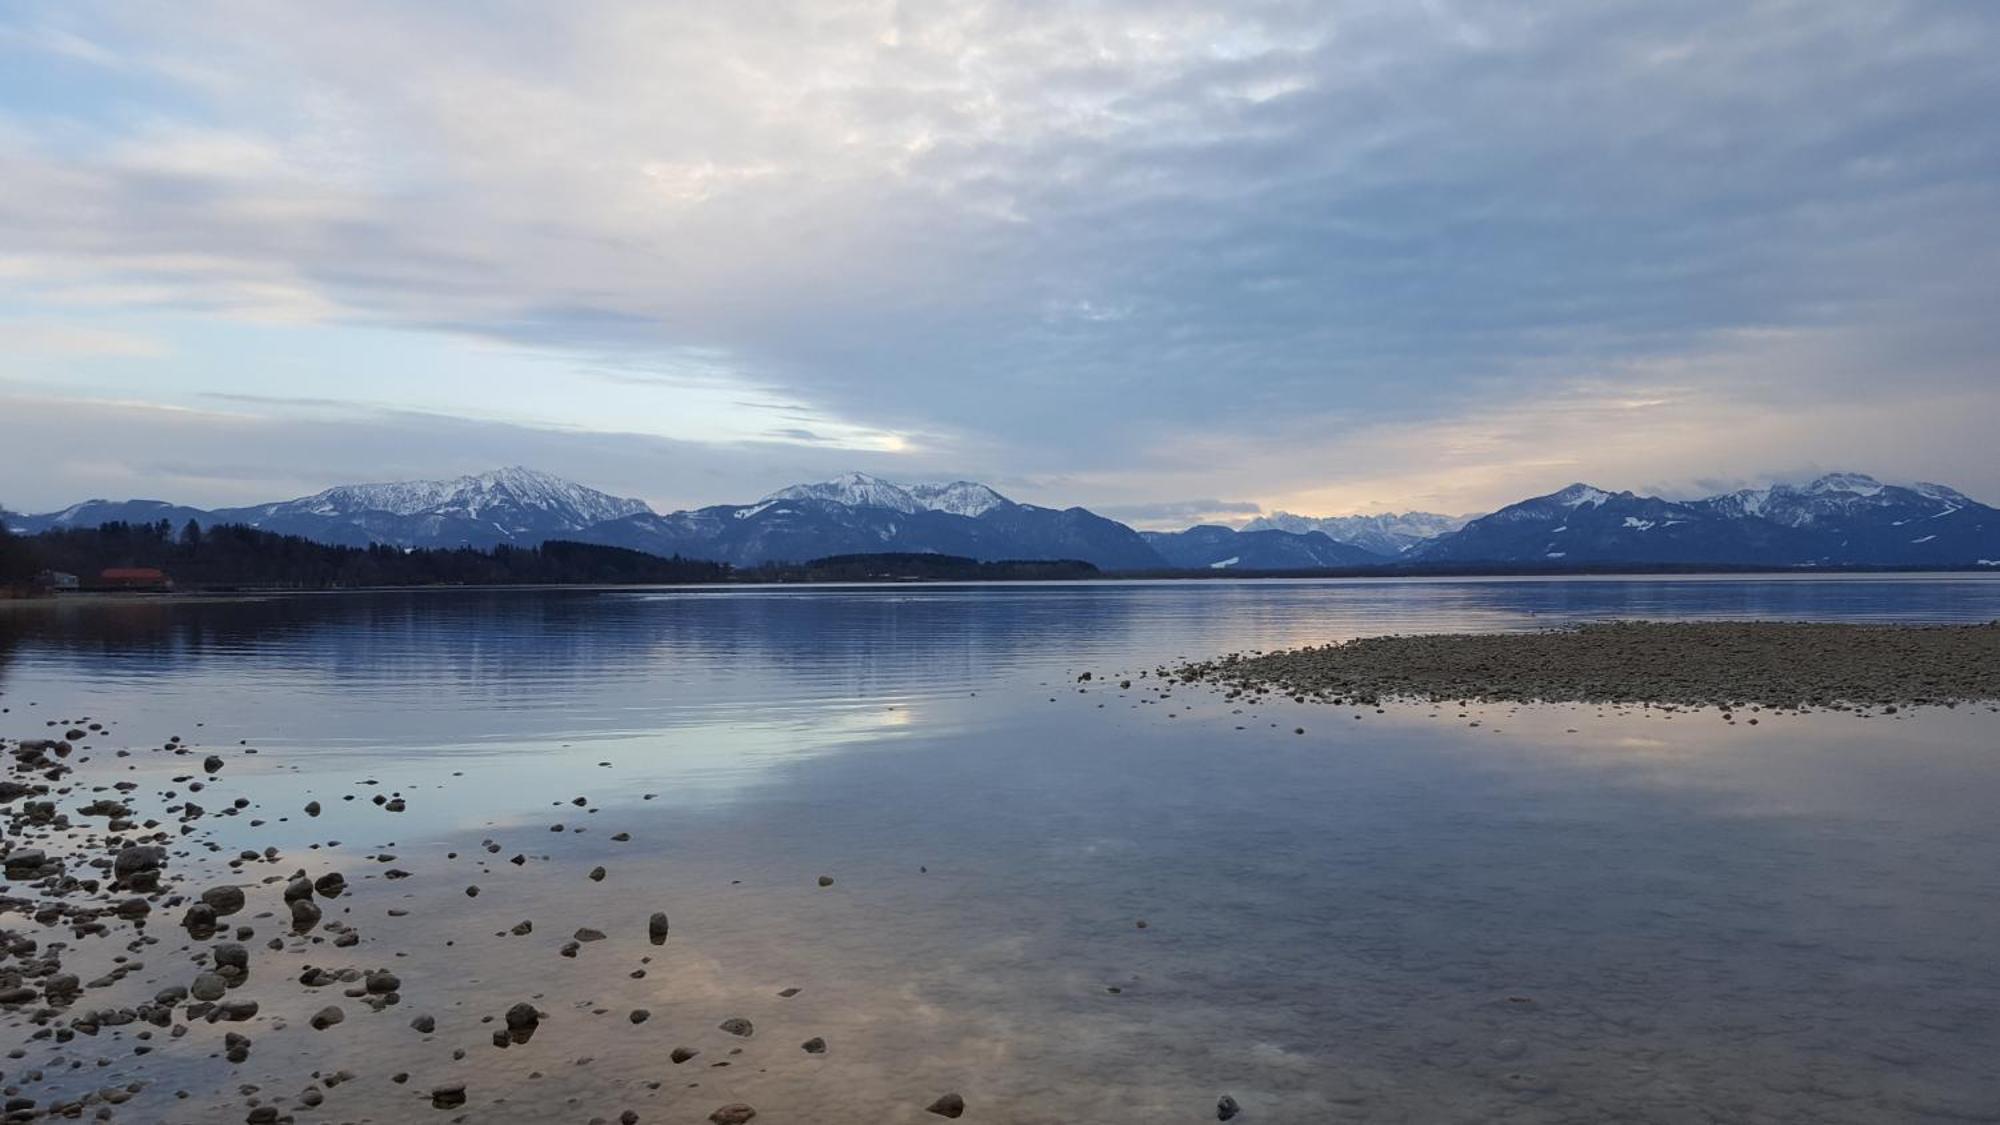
[6,519,732,589]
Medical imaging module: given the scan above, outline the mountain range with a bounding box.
[1240,510,1473,555]
[7,468,1998,571]
[1412,476,2000,567]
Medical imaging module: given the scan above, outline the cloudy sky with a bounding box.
[2,1,1996,525]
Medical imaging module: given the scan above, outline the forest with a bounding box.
[7,520,732,589]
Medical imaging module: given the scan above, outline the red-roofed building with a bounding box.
[97,567,173,591]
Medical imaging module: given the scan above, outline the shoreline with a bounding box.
[4,565,1997,606]
[1171,620,2000,711]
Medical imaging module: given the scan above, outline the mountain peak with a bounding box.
[907,481,1012,517]
[278,467,651,529]
[1549,483,1615,508]
[762,473,922,512]
[1239,510,1469,554]
[762,473,1013,517]
[1799,472,1884,496]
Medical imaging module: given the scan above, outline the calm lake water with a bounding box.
[3,576,1998,1124]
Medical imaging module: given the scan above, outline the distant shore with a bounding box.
[1172,620,2000,710]
[7,562,1998,603]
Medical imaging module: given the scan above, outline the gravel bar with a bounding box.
[1171,620,2000,710]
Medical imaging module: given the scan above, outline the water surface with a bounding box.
[2,577,1997,1123]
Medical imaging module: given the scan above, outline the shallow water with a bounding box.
[3,577,1998,1123]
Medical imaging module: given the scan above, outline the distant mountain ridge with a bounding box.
[12,468,2000,571]
[575,479,1166,570]
[1141,525,1386,570]
[1242,510,1472,555]
[1413,474,2000,567]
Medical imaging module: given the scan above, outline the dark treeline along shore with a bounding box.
[0,521,1095,593]
[9,519,1997,599]
[1172,620,2000,711]
[5,520,729,589]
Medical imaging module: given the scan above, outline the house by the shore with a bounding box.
[94,567,174,592]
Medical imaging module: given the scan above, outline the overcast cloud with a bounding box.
[2,1,1996,521]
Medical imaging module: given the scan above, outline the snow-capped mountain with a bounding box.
[908,481,1012,518]
[1693,473,1971,529]
[580,474,1163,569]
[277,467,650,525]
[213,467,653,549]
[15,467,1997,570]
[1241,510,1471,555]
[760,472,1012,518]
[10,467,652,550]
[1413,473,2000,566]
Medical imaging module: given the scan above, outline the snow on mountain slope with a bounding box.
[763,472,925,513]
[763,473,1015,517]
[908,481,1011,517]
[201,467,654,548]
[275,467,650,525]
[1691,473,1969,529]
[1417,471,2000,565]
[1240,510,1468,554]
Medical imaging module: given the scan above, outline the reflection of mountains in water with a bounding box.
[8,580,2000,704]
[0,588,1169,704]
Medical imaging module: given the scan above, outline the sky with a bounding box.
[2,1,1997,527]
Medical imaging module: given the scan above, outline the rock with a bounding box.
[589,866,606,882]
[213,943,250,971]
[3,847,49,872]
[201,885,247,916]
[709,1105,756,1125]
[309,1005,345,1030]
[718,1017,753,1037]
[313,872,346,897]
[926,1093,966,1119]
[190,973,229,1002]
[817,875,834,887]
[113,845,166,883]
[216,998,259,1021]
[647,912,669,945]
[574,927,606,942]
[1217,1094,1241,1120]
[411,1014,436,1034]
[367,970,401,994]
[505,1002,541,1032]
[431,1083,467,1109]
[290,898,323,930]
[629,1009,650,1024]
[182,903,219,934]
[304,800,321,817]
[670,1047,699,1064]
[283,876,315,901]
[203,754,224,773]
[801,1036,826,1054]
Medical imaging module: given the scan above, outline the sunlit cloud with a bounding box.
[0,1,1994,512]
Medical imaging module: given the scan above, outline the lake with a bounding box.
[3,576,1998,1123]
